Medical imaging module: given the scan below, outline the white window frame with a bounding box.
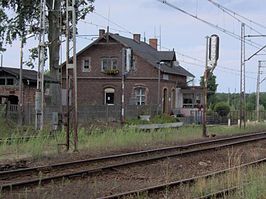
[135,87,146,105]
[104,88,115,105]
[163,74,169,80]
[101,57,118,72]
[82,57,91,72]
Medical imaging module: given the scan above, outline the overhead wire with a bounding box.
[207,0,266,30]
[179,58,256,79]
[156,0,265,51]
[80,20,131,34]
[175,49,257,74]
[207,0,265,35]
[80,8,259,80]
[92,11,134,35]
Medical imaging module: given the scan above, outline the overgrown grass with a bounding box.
[190,164,266,199]
[0,121,266,161]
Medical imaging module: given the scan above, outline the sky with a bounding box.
[2,0,266,93]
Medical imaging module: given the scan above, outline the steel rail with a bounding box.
[195,176,266,199]
[1,131,265,176]
[195,186,239,199]
[0,132,265,191]
[98,158,266,199]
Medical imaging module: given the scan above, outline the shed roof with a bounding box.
[0,67,58,83]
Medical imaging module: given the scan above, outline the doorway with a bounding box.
[162,88,168,113]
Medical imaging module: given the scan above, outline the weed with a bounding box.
[0,122,266,161]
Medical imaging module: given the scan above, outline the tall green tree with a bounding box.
[200,71,218,108]
[0,0,94,107]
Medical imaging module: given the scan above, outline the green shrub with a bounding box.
[150,114,178,123]
[214,102,230,117]
[126,114,178,125]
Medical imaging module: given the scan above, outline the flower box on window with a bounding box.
[105,69,119,75]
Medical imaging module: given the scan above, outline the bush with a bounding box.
[126,114,178,125]
[150,114,178,123]
[214,102,230,117]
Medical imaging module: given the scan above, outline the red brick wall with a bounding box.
[0,84,35,105]
[62,38,187,114]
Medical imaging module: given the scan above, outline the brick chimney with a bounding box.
[133,34,141,43]
[99,29,105,37]
[149,38,158,50]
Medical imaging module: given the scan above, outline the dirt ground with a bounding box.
[2,140,266,199]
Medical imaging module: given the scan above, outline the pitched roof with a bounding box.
[0,67,58,83]
[109,33,194,77]
[62,32,194,77]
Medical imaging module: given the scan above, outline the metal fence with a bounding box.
[2,103,266,127]
[3,104,158,126]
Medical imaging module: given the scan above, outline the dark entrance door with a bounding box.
[105,93,114,105]
[163,88,168,113]
[8,95,18,104]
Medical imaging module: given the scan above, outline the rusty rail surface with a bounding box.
[0,131,265,191]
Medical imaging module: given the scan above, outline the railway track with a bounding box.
[0,131,265,191]
[99,158,266,199]
[195,176,266,199]
[195,186,239,199]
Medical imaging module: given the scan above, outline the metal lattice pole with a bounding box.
[239,23,245,128]
[65,0,78,151]
[256,61,261,122]
[35,0,46,130]
[256,61,266,122]
[202,36,209,137]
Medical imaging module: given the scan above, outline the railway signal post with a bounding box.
[202,34,219,137]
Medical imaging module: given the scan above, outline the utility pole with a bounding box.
[157,62,164,115]
[35,0,46,130]
[244,33,266,124]
[239,23,245,128]
[256,61,266,122]
[0,53,3,68]
[65,0,70,151]
[66,0,78,151]
[121,48,125,124]
[202,36,209,137]
[19,38,24,126]
[256,61,261,122]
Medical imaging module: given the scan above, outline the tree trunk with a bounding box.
[47,0,61,110]
[46,0,62,129]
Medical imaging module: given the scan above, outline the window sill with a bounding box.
[102,69,119,75]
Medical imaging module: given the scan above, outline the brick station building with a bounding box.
[0,67,57,108]
[62,29,203,119]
